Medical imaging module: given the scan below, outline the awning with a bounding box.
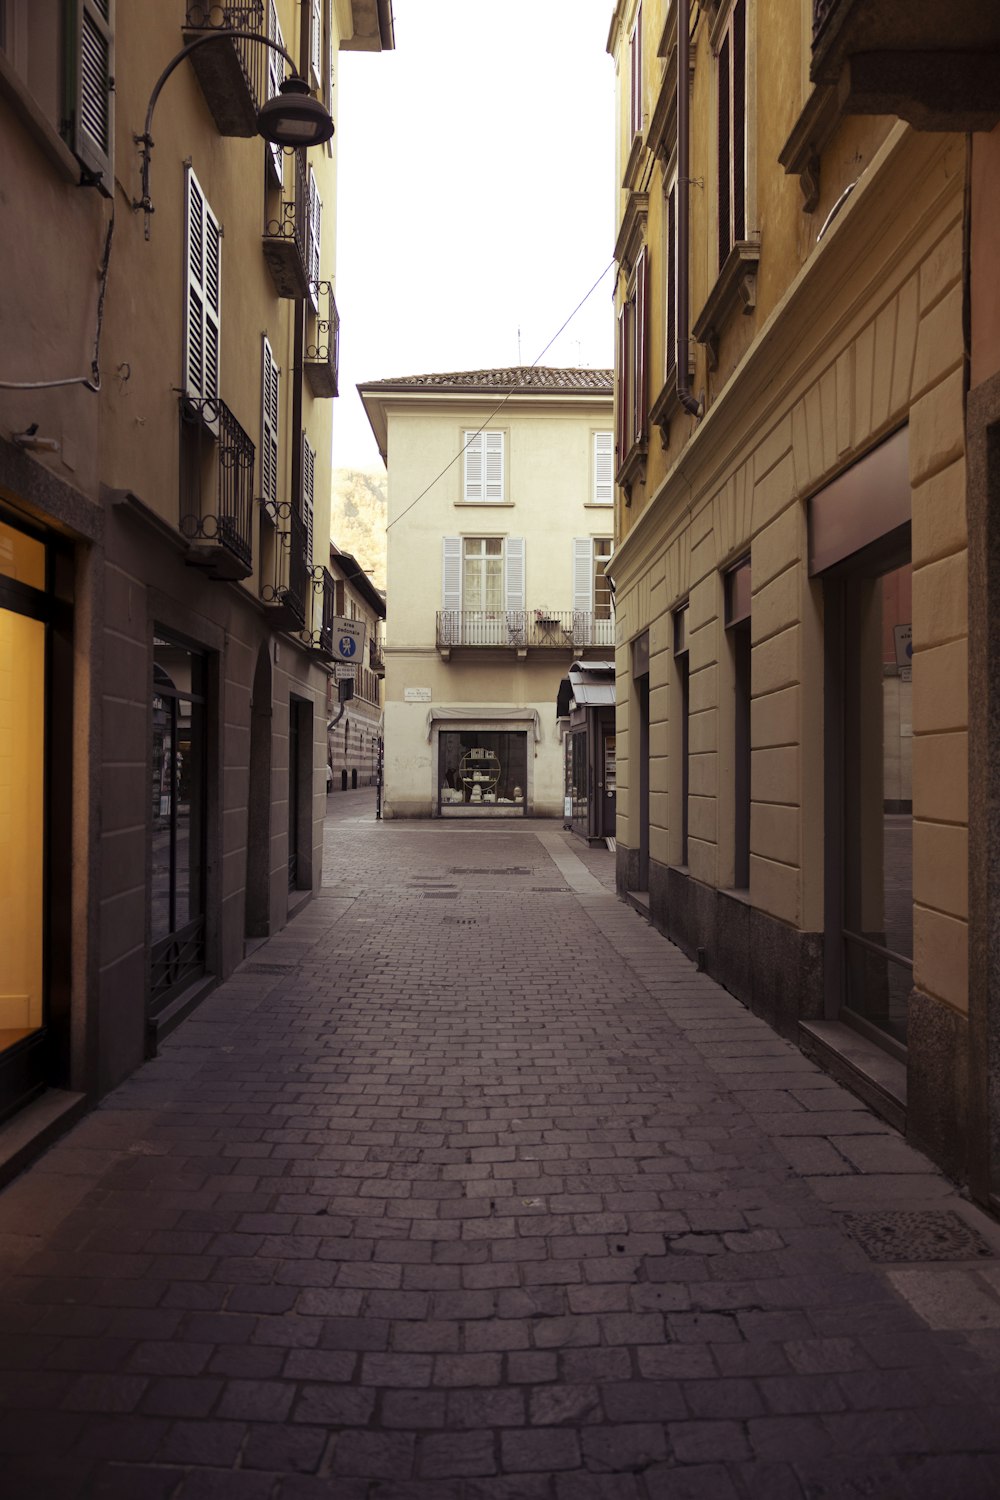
[566,661,616,708]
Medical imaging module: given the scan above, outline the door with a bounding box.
[601,725,617,837]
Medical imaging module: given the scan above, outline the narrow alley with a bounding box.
[2,798,1000,1499]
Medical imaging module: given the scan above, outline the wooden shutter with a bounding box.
[594,433,613,505]
[261,337,279,507]
[717,29,731,269]
[485,431,504,502]
[307,168,322,296]
[267,0,285,185]
[442,537,462,610]
[68,0,114,187]
[464,432,484,502]
[505,537,525,612]
[573,538,594,614]
[184,167,221,404]
[616,303,629,464]
[302,433,316,561]
[310,0,323,87]
[629,3,642,140]
[633,245,648,445]
[666,182,677,377]
[733,0,747,244]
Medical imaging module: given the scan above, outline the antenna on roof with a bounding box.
[517,327,521,365]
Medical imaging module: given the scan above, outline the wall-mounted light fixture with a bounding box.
[133,30,334,238]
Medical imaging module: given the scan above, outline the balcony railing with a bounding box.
[369,638,385,675]
[436,610,615,653]
[305,566,335,656]
[261,499,309,629]
[262,148,311,298]
[304,282,340,398]
[179,396,255,580]
[182,2,268,137]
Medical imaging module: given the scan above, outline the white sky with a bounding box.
[331,0,617,470]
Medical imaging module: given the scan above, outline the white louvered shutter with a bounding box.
[184,168,222,405]
[70,0,114,186]
[573,537,594,647]
[307,168,322,297]
[302,434,316,562]
[464,432,484,502]
[266,1,285,185]
[594,432,613,505]
[310,0,322,87]
[261,337,279,507]
[485,431,504,502]
[442,536,462,645]
[505,537,525,611]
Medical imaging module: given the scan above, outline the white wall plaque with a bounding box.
[404,687,432,702]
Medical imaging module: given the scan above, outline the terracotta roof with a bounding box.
[359,366,614,394]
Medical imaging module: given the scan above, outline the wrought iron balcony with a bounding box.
[369,638,385,676]
[262,148,313,299]
[261,499,309,629]
[179,397,255,581]
[436,610,615,656]
[305,566,336,657]
[304,282,340,398]
[182,2,269,137]
[810,0,1000,132]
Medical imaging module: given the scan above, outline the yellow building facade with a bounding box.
[0,2,393,1161]
[608,0,1000,1195]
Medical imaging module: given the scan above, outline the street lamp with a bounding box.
[133,30,334,237]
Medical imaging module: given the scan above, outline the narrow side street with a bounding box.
[2,797,1000,1499]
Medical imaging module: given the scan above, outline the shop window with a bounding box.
[724,557,751,890]
[438,730,527,815]
[673,604,690,865]
[150,636,208,1012]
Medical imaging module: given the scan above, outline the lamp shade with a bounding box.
[257,76,334,147]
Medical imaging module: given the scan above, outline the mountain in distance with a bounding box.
[331,467,387,591]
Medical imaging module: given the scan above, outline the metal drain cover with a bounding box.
[422,890,458,899]
[449,867,532,876]
[842,1210,993,1263]
[241,961,297,973]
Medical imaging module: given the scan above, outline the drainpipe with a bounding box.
[290,1,310,521]
[676,0,702,418]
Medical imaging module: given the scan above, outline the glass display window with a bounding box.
[438,729,527,816]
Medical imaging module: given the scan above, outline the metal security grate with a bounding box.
[448,868,532,876]
[842,1210,994,1263]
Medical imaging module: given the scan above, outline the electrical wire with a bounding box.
[0,202,115,394]
[384,258,616,533]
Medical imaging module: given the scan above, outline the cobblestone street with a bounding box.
[2,795,1000,1499]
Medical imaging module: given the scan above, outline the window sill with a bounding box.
[692,239,761,372]
[621,130,646,191]
[649,365,696,450]
[0,50,85,184]
[778,84,840,214]
[583,502,614,510]
[453,500,514,508]
[615,440,647,502]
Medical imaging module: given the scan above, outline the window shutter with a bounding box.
[717,32,731,269]
[666,182,677,377]
[505,537,525,612]
[464,432,484,502]
[184,168,222,404]
[310,0,323,87]
[733,0,747,244]
[629,3,642,140]
[261,337,279,507]
[616,304,629,464]
[573,538,594,614]
[485,431,504,502]
[67,0,114,187]
[594,432,613,505]
[307,168,322,295]
[267,1,285,185]
[302,433,316,561]
[634,245,648,445]
[442,536,462,643]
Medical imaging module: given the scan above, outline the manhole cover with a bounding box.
[842,1210,994,1263]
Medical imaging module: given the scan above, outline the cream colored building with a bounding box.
[0,2,393,1164]
[608,0,1000,1196]
[326,542,385,790]
[358,369,615,820]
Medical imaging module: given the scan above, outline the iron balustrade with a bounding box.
[179,396,255,575]
[261,498,310,627]
[436,610,615,651]
[263,147,312,298]
[304,281,340,397]
[308,565,335,655]
[182,2,269,134]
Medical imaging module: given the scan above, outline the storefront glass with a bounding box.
[438,729,527,815]
[150,637,207,1012]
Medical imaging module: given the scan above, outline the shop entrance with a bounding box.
[438,728,528,816]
